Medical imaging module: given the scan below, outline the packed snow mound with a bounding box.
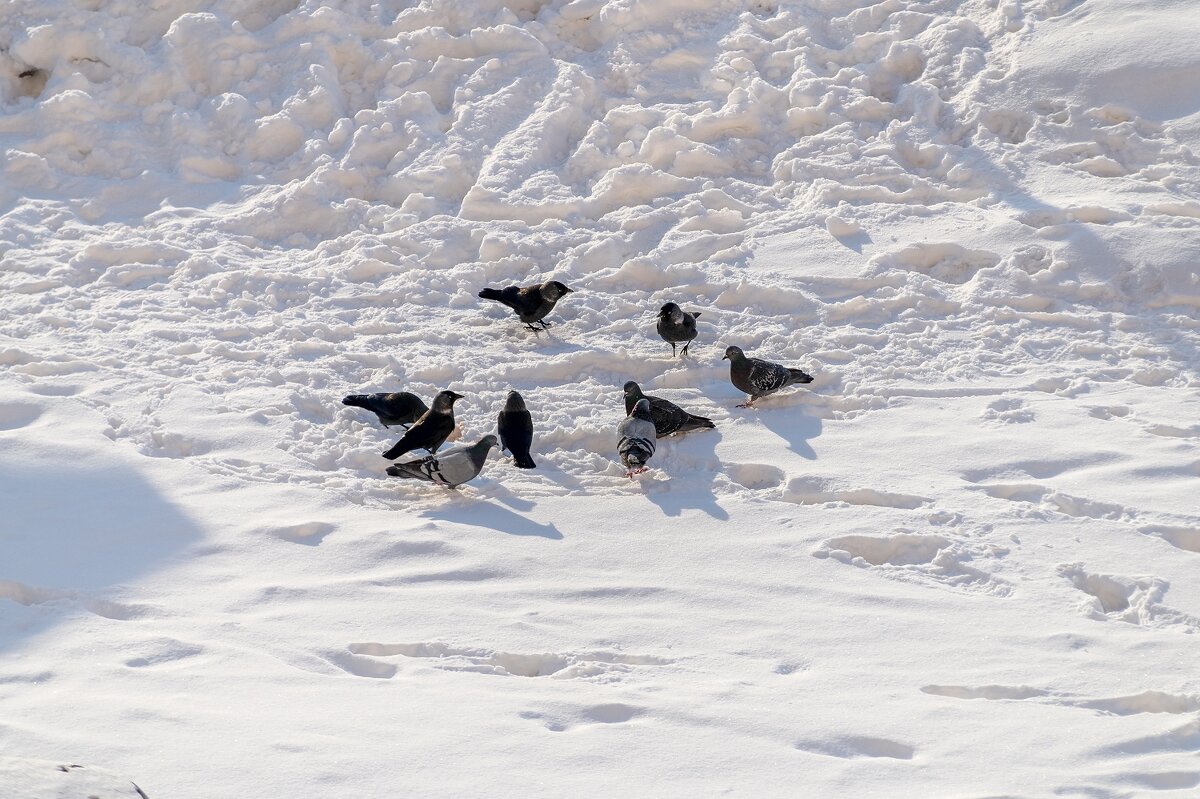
[2,0,1197,501]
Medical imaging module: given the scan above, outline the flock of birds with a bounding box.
[341,279,815,487]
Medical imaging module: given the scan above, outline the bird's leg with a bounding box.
[681,342,690,357]
[538,320,553,329]
[524,322,541,332]
[736,398,756,408]
[670,342,677,357]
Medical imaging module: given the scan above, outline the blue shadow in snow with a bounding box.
[0,461,202,655]
[421,498,563,540]
[644,429,729,521]
[754,404,822,459]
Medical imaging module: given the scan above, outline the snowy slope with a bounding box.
[2,0,1199,796]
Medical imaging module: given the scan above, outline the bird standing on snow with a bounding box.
[617,398,658,478]
[386,435,498,488]
[382,390,463,459]
[723,346,813,408]
[656,302,701,357]
[478,280,574,331]
[497,390,537,469]
[622,381,715,438]
[342,391,428,429]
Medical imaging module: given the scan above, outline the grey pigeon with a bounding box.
[617,398,657,478]
[382,390,463,459]
[478,280,574,331]
[386,435,499,488]
[723,346,813,407]
[656,302,701,357]
[497,390,536,469]
[342,391,428,429]
[622,381,715,438]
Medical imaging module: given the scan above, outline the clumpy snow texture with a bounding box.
[1,0,1199,796]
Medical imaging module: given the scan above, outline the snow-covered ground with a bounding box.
[2,0,1199,795]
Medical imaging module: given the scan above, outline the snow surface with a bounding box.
[2,0,1199,795]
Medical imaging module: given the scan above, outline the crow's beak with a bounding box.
[564,287,575,293]
[721,353,729,360]
[449,392,465,400]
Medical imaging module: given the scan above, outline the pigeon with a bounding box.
[478,280,574,331]
[723,346,813,407]
[386,435,499,488]
[382,390,463,459]
[342,391,428,429]
[622,380,715,438]
[656,302,701,357]
[497,390,536,469]
[617,398,657,478]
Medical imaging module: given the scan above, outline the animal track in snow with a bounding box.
[1087,404,1132,420]
[0,580,72,607]
[1111,771,1200,791]
[783,476,929,509]
[582,703,644,723]
[971,482,1130,521]
[342,642,672,680]
[817,534,949,567]
[724,463,785,490]
[0,402,42,430]
[1059,564,1200,631]
[1077,692,1200,716]
[981,109,1034,144]
[83,599,160,621]
[0,580,158,621]
[268,521,336,545]
[1139,525,1200,554]
[814,533,1011,596]
[1096,718,1200,757]
[1145,423,1200,439]
[793,736,914,760]
[922,685,1200,715]
[980,397,1035,424]
[519,703,647,733]
[869,243,1001,285]
[123,639,205,669]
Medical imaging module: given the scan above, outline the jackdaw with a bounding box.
[382,390,463,459]
[656,302,701,357]
[478,280,574,331]
[342,391,428,429]
[497,390,536,469]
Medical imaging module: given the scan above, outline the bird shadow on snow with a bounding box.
[643,430,730,521]
[751,403,822,460]
[0,461,202,656]
[420,486,563,540]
